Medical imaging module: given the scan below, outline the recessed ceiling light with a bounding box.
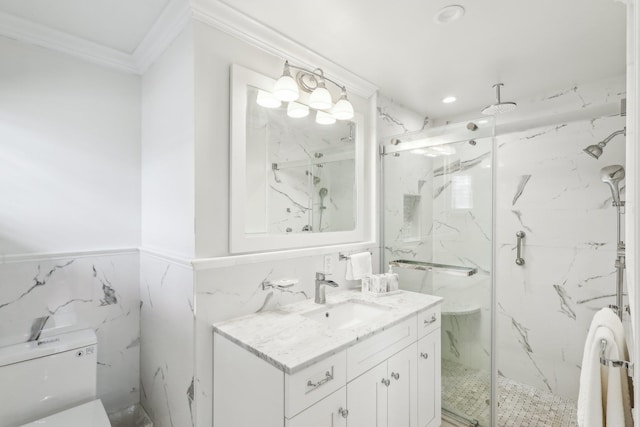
[434,5,465,24]
[478,119,489,124]
[442,96,457,104]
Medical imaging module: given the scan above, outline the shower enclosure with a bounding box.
[381,107,626,426]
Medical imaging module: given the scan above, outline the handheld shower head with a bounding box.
[319,187,328,199]
[600,165,625,206]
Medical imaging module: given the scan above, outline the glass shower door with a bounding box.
[382,121,494,426]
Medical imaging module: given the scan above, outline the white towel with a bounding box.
[577,308,632,427]
[345,252,372,280]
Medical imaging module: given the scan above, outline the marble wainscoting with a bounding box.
[193,247,379,427]
[0,250,140,412]
[495,113,626,399]
[139,252,195,427]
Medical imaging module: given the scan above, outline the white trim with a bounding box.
[190,0,377,99]
[138,247,193,268]
[192,241,378,270]
[132,0,193,74]
[0,10,138,73]
[1,248,138,264]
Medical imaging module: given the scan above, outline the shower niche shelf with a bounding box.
[389,260,478,277]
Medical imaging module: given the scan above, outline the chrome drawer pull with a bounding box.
[306,370,333,390]
[423,315,437,326]
[391,372,400,380]
[420,352,429,359]
[338,407,349,418]
[381,378,390,387]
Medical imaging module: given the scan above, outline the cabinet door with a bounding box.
[387,343,418,427]
[286,387,347,427]
[347,361,387,427]
[417,330,441,427]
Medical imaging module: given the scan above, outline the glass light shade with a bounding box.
[287,101,309,118]
[273,75,299,102]
[256,90,281,108]
[309,83,333,110]
[331,93,354,120]
[316,110,336,125]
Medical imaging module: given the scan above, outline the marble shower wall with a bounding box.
[0,251,140,413]
[139,253,195,427]
[495,111,627,400]
[194,246,379,427]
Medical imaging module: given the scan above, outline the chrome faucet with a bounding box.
[315,272,339,304]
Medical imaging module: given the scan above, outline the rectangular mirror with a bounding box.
[230,64,366,253]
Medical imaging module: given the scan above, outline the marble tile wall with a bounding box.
[495,112,627,399]
[194,246,379,427]
[139,253,195,427]
[0,251,140,413]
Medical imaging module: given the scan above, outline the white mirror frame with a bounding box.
[230,64,366,254]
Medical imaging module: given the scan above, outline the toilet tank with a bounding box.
[0,329,98,427]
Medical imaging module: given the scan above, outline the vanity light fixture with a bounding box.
[287,101,309,118]
[316,110,336,125]
[332,87,355,120]
[256,90,281,108]
[273,60,355,120]
[273,61,299,102]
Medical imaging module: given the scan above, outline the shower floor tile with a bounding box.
[442,359,578,427]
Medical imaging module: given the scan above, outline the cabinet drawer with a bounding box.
[285,387,347,427]
[285,351,347,418]
[346,316,417,382]
[417,306,440,340]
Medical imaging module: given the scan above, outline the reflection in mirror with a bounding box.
[245,85,356,235]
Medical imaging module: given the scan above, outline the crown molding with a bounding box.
[190,0,378,98]
[0,10,138,73]
[0,0,378,96]
[133,0,193,74]
[0,1,191,75]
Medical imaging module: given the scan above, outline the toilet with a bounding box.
[0,329,110,426]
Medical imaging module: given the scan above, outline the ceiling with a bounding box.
[218,0,626,119]
[0,0,626,118]
[0,0,170,53]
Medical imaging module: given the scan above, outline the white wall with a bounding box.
[141,24,195,259]
[0,36,141,254]
[0,35,142,415]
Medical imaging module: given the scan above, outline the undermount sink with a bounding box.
[302,300,389,330]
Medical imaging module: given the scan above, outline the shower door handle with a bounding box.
[515,231,525,266]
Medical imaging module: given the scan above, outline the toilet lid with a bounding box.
[21,400,110,426]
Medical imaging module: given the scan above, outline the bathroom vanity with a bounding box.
[213,289,442,426]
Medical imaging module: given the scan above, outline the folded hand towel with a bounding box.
[345,252,372,280]
[577,308,632,427]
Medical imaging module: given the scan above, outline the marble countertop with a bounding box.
[212,289,443,374]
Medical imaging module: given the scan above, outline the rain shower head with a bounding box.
[481,83,517,115]
[600,165,625,206]
[583,128,626,160]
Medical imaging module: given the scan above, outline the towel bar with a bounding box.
[388,259,478,277]
[339,251,372,261]
[600,339,634,377]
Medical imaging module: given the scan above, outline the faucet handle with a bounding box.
[316,272,326,281]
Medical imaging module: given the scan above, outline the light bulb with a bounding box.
[256,90,281,108]
[287,101,309,118]
[309,80,333,110]
[316,110,336,125]
[331,88,354,120]
[273,62,299,102]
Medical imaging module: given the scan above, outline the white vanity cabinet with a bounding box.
[417,306,442,427]
[212,294,442,427]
